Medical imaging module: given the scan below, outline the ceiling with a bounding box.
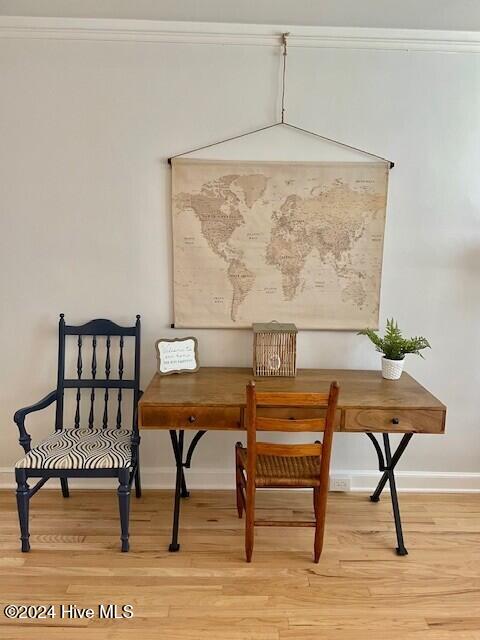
[0,0,479,31]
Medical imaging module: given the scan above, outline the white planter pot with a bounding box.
[381,357,405,380]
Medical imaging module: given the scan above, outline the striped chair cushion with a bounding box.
[15,428,133,470]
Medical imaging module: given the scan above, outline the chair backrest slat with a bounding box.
[63,379,135,389]
[74,336,82,428]
[103,336,111,428]
[256,442,322,457]
[255,392,330,407]
[64,318,136,336]
[55,315,141,432]
[255,416,326,432]
[88,336,97,428]
[116,336,124,428]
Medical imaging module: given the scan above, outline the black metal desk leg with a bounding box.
[169,431,189,499]
[366,432,413,556]
[383,434,407,556]
[168,429,207,552]
[181,470,189,498]
[169,430,184,552]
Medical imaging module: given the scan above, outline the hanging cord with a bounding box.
[167,32,394,168]
[281,32,289,123]
[279,32,392,167]
[167,33,288,165]
[283,123,394,168]
[168,123,280,165]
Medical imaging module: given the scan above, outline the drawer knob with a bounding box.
[188,415,196,423]
[392,417,399,425]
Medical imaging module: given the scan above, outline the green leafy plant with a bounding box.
[358,318,430,361]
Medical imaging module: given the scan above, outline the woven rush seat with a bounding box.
[15,428,133,470]
[237,447,321,488]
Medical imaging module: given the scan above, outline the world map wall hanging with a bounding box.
[171,158,389,329]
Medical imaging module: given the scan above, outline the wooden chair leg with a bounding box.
[15,469,30,553]
[118,468,131,552]
[314,486,327,563]
[235,443,243,519]
[245,480,255,563]
[235,472,244,519]
[60,478,69,498]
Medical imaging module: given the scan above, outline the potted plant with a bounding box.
[358,319,430,380]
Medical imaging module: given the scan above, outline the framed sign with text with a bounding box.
[155,337,199,375]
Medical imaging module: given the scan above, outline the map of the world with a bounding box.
[171,159,389,329]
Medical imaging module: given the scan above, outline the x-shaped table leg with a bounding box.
[366,432,413,556]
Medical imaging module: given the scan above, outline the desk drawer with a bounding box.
[344,409,445,433]
[140,406,241,430]
[256,407,342,430]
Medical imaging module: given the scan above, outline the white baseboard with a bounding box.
[1,467,480,492]
[331,471,480,493]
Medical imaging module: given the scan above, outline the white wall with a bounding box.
[1,19,479,490]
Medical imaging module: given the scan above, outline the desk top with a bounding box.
[139,368,446,434]
[140,367,445,411]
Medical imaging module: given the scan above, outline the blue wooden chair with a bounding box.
[13,315,142,552]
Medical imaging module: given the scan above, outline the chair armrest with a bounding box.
[13,390,58,453]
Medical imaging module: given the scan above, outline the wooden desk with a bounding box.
[139,367,446,554]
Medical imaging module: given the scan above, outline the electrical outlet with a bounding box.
[330,475,352,492]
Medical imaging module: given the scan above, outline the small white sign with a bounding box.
[155,337,199,375]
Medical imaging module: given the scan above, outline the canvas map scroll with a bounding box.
[172,159,389,329]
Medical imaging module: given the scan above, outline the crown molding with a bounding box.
[0,16,479,53]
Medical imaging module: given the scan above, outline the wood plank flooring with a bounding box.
[0,489,479,639]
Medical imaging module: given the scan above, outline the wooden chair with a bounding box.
[13,315,142,552]
[235,380,339,563]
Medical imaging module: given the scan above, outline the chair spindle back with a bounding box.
[55,315,141,432]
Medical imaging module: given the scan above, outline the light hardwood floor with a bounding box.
[0,489,479,639]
